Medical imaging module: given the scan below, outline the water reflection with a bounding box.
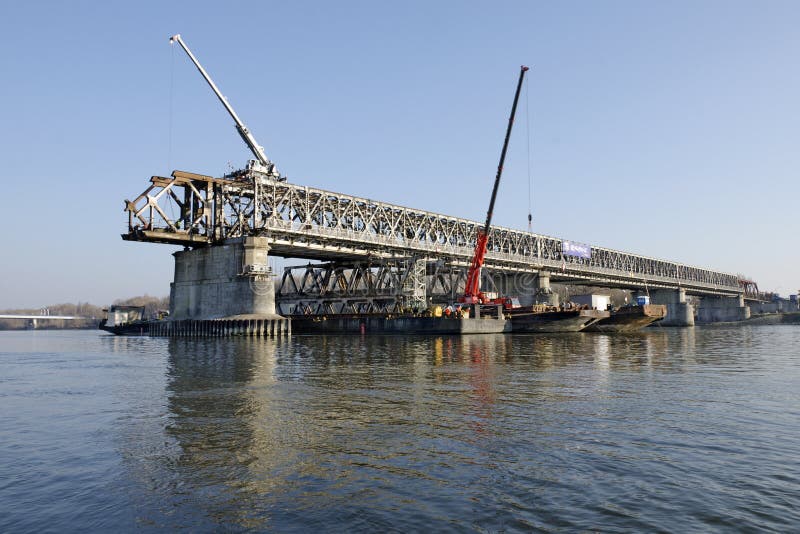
[121,327,797,530]
[163,338,281,528]
[155,335,525,528]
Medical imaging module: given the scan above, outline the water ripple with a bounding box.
[1,327,799,531]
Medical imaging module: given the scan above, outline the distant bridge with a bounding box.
[0,314,80,329]
[122,170,746,297]
[0,315,79,320]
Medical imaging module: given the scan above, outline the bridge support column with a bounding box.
[489,272,537,307]
[697,294,750,323]
[535,271,559,306]
[170,236,279,320]
[650,288,694,326]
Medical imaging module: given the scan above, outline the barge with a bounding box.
[584,304,667,333]
[508,305,609,333]
[291,305,509,335]
[99,305,151,336]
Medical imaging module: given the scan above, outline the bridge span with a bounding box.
[123,170,745,298]
[0,315,79,329]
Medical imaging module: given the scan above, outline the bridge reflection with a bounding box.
[131,329,737,529]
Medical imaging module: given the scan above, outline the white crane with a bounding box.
[169,34,284,181]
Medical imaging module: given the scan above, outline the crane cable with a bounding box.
[167,44,176,223]
[525,73,532,232]
[168,43,175,176]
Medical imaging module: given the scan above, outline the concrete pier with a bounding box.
[490,272,537,307]
[534,271,560,306]
[159,235,290,337]
[170,236,279,319]
[697,294,750,323]
[650,288,694,326]
[749,298,799,314]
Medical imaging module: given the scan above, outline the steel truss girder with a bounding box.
[276,257,428,315]
[123,171,744,296]
[276,258,500,314]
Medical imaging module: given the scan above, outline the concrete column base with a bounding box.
[169,236,280,320]
[650,289,694,327]
[534,271,559,306]
[660,302,695,327]
[489,271,551,307]
[697,295,750,323]
[490,272,524,306]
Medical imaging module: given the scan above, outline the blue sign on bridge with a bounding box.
[562,240,592,259]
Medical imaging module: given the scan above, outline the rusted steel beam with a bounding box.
[122,229,212,245]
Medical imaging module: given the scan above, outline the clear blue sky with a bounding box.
[1,1,798,308]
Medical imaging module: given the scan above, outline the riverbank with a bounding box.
[744,312,800,325]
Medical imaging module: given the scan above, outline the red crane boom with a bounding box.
[461,65,529,304]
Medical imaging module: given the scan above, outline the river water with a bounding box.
[1,327,798,532]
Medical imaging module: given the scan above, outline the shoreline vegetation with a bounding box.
[0,295,169,331]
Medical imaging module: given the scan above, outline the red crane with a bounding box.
[461,65,529,305]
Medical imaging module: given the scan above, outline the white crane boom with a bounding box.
[169,34,281,179]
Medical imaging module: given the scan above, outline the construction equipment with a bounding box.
[169,34,284,181]
[461,65,529,305]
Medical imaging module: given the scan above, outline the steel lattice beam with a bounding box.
[123,171,745,296]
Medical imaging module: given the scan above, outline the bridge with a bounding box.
[121,169,754,325]
[124,170,745,293]
[115,34,760,326]
[0,313,79,329]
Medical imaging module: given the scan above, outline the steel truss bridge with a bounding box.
[123,170,748,301]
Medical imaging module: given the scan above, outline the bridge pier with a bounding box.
[749,298,798,314]
[534,271,559,306]
[489,272,532,306]
[697,294,750,323]
[490,270,558,306]
[169,236,280,320]
[650,288,694,326]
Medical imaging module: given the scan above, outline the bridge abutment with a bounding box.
[650,288,694,326]
[170,237,279,320]
[696,294,750,323]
